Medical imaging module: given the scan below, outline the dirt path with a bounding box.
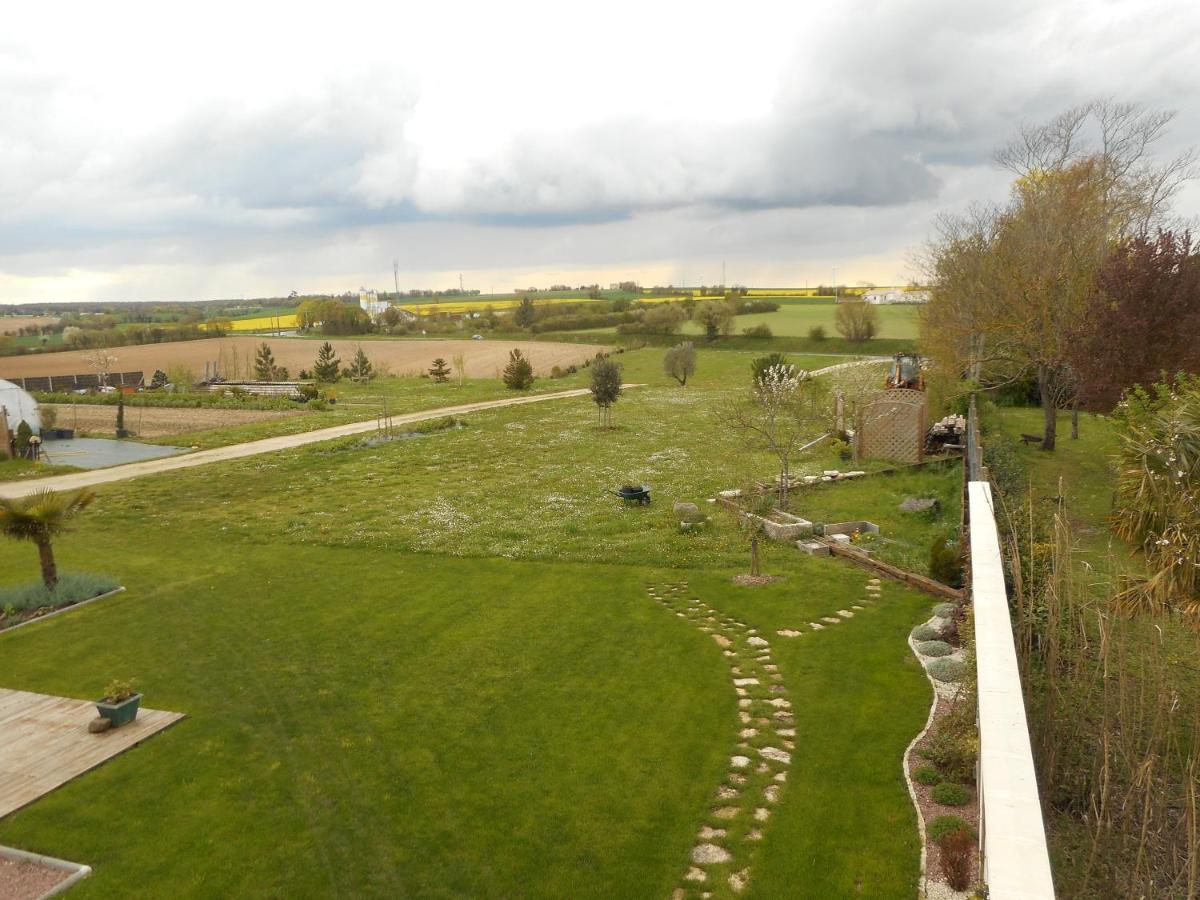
[0,388,598,499]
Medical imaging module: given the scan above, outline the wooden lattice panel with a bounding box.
[857,389,927,463]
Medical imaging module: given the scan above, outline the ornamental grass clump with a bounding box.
[913,766,942,786]
[911,623,942,642]
[927,815,975,843]
[1110,375,1200,627]
[0,572,119,613]
[927,657,966,683]
[932,782,971,807]
[917,640,954,658]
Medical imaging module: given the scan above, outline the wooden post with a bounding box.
[0,405,12,460]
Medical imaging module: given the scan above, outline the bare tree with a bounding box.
[83,349,119,387]
[718,364,831,509]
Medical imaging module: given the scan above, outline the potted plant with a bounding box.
[96,679,141,727]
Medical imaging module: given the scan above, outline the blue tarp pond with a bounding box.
[39,437,187,470]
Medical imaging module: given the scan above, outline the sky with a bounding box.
[2,0,1199,303]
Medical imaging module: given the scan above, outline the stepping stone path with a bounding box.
[646,579,794,898]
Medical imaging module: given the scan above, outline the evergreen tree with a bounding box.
[346,346,374,382]
[428,357,451,383]
[150,369,168,389]
[313,342,341,382]
[502,349,535,389]
[513,296,537,329]
[589,355,623,428]
[254,343,277,380]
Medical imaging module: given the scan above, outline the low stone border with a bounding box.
[904,610,977,900]
[0,845,91,899]
[0,587,126,635]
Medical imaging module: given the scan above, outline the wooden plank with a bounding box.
[0,688,185,819]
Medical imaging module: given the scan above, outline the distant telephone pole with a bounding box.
[721,260,726,289]
[393,259,400,303]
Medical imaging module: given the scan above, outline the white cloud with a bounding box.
[1,0,1198,301]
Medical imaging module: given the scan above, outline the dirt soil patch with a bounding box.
[45,403,301,439]
[0,855,73,900]
[0,337,606,381]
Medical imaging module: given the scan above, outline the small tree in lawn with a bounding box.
[740,491,775,578]
[313,341,341,382]
[0,488,96,589]
[253,342,277,380]
[502,349,534,389]
[428,358,451,383]
[719,364,831,510]
[452,352,466,386]
[346,346,374,382]
[663,341,696,386]
[115,394,126,437]
[590,355,622,428]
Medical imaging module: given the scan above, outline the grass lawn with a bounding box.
[989,407,1120,558]
[0,345,935,897]
[788,464,963,573]
[692,301,919,341]
[0,457,83,483]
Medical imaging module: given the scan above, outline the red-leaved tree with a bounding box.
[1069,230,1200,411]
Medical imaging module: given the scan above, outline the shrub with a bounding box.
[927,814,975,843]
[834,299,879,342]
[808,324,827,341]
[102,679,137,703]
[938,827,975,890]
[927,657,966,683]
[742,323,773,338]
[932,782,971,807]
[913,765,942,786]
[911,623,942,642]
[920,722,978,784]
[308,399,329,411]
[750,353,790,385]
[0,572,120,614]
[502,349,535,389]
[933,602,958,618]
[410,416,465,435]
[917,640,954,657]
[929,536,964,587]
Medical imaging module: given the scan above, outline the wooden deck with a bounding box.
[0,688,184,819]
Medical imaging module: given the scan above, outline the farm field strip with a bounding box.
[0,337,606,382]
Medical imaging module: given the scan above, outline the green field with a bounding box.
[711,301,920,340]
[567,301,920,342]
[0,347,944,897]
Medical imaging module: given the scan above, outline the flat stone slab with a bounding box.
[759,746,791,764]
[776,629,802,637]
[692,843,732,864]
[746,636,769,647]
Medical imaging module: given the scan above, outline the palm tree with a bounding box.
[0,489,96,590]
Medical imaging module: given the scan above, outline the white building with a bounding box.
[861,288,931,305]
[359,291,391,318]
[0,378,41,435]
